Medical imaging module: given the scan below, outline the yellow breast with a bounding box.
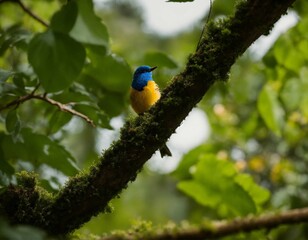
[130,81,161,114]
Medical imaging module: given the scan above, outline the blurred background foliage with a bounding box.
[1,0,308,239]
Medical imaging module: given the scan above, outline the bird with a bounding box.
[130,65,172,157]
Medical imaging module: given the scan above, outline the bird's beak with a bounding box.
[150,66,157,72]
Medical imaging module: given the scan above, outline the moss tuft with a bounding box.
[16,171,38,189]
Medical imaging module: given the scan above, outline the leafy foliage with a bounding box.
[177,154,269,217]
[0,0,113,187]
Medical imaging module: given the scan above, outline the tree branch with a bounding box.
[0,0,297,235]
[32,95,96,127]
[101,208,308,240]
[0,0,49,27]
[0,88,95,127]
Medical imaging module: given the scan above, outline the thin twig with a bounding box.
[196,0,213,51]
[0,0,49,27]
[0,91,96,127]
[0,83,40,110]
[0,94,32,110]
[33,95,96,127]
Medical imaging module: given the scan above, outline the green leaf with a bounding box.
[178,181,218,207]
[98,92,127,117]
[1,129,79,176]
[87,45,108,60]
[273,36,305,73]
[28,30,86,92]
[50,0,78,33]
[172,145,213,180]
[70,0,109,47]
[77,73,127,118]
[0,25,31,55]
[5,109,22,143]
[86,54,131,93]
[0,69,14,83]
[143,52,178,69]
[235,174,270,206]
[280,78,302,111]
[12,73,25,92]
[178,155,258,217]
[257,84,284,136]
[48,111,72,135]
[5,110,20,134]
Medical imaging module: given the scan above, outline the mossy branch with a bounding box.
[101,208,308,240]
[0,0,296,235]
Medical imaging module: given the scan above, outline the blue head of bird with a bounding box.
[132,65,157,91]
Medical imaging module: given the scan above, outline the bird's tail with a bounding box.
[159,143,172,157]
